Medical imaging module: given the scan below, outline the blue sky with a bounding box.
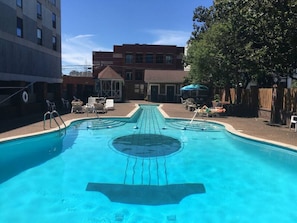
[61,0,213,72]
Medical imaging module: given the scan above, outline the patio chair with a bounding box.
[46,100,56,112]
[61,98,70,109]
[87,96,97,106]
[180,97,187,107]
[93,103,107,113]
[71,99,84,113]
[185,98,196,111]
[97,97,106,104]
[105,99,114,110]
[289,115,297,132]
[84,103,94,113]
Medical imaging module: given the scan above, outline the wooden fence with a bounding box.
[220,87,297,124]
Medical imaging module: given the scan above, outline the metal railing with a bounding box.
[43,110,66,132]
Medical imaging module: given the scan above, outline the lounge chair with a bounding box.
[87,96,106,108]
[185,98,196,111]
[71,99,84,113]
[195,105,226,117]
[97,97,106,104]
[105,99,114,110]
[87,96,97,106]
[93,103,107,113]
[84,103,94,113]
[180,97,187,106]
[289,115,297,132]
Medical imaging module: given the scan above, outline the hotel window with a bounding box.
[125,54,133,64]
[52,13,56,28]
[52,36,57,50]
[16,17,23,38]
[37,2,42,19]
[165,55,173,64]
[156,54,164,63]
[16,0,22,8]
[145,54,153,63]
[125,70,133,80]
[135,54,143,63]
[134,84,144,94]
[37,28,42,45]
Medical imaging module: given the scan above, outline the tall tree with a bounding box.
[186,0,297,115]
[190,5,214,40]
[243,0,297,79]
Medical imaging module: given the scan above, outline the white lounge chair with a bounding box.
[180,97,187,108]
[194,105,226,117]
[105,99,114,110]
[289,115,297,132]
[94,103,107,113]
[71,99,84,113]
[88,96,97,106]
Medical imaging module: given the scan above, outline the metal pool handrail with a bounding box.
[43,110,66,131]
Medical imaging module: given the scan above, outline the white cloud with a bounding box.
[148,29,190,46]
[62,34,110,72]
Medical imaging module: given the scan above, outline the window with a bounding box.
[134,84,144,94]
[135,70,143,80]
[52,13,56,28]
[165,55,173,64]
[125,70,132,80]
[135,54,143,63]
[16,17,23,37]
[52,36,57,50]
[156,54,164,63]
[16,0,22,8]
[37,28,42,45]
[50,0,56,6]
[125,54,133,64]
[37,2,42,19]
[145,54,153,63]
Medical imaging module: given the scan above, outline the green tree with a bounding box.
[186,0,297,119]
[242,0,297,79]
[190,5,214,40]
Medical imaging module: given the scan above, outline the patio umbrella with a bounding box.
[180,84,208,91]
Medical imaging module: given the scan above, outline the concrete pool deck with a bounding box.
[1,100,297,148]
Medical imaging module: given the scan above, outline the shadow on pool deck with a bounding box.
[0,100,297,147]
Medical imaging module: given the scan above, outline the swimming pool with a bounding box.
[1,104,297,222]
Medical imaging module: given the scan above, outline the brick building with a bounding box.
[93,44,185,101]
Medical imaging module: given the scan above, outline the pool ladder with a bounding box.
[43,110,66,131]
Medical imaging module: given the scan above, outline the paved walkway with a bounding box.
[1,100,297,149]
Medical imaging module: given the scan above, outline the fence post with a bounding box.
[270,84,284,124]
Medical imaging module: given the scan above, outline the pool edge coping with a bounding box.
[158,104,297,152]
[1,103,297,152]
[0,104,141,143]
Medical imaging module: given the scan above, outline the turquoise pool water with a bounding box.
[1,104,297,222]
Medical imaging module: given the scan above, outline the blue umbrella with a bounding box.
[180,84,208,91]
